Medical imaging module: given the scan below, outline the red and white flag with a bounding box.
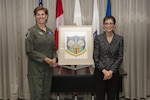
[92,0,100,38]
[55,0,64,49]
[73,0,82,25]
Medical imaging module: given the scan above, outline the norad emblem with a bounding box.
[66,35,86,57]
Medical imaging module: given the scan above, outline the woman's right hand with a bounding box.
[44,57,53,65]
[102,69,113,80]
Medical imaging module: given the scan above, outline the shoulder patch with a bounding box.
[25,31,30,39]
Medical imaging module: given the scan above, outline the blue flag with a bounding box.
[106,0,111,16]
[39,0,43,6]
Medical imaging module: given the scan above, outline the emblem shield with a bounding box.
[66,35,86,57]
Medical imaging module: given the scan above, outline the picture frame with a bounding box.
[58,25,94,65]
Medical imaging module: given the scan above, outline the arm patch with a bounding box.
[25,31,30,39]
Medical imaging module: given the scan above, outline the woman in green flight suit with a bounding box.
[25,6,57,100]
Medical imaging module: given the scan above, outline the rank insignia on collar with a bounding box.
[25,31,30,38]
[38,32,43,35]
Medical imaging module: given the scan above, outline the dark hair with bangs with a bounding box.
[103,16,116,24]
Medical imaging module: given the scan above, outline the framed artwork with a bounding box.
[58,25,94,65]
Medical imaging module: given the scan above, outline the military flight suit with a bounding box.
[25,24,57,100]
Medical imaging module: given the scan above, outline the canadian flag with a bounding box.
[55,0,64,49]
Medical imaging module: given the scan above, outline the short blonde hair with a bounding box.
[33,6,48,16]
